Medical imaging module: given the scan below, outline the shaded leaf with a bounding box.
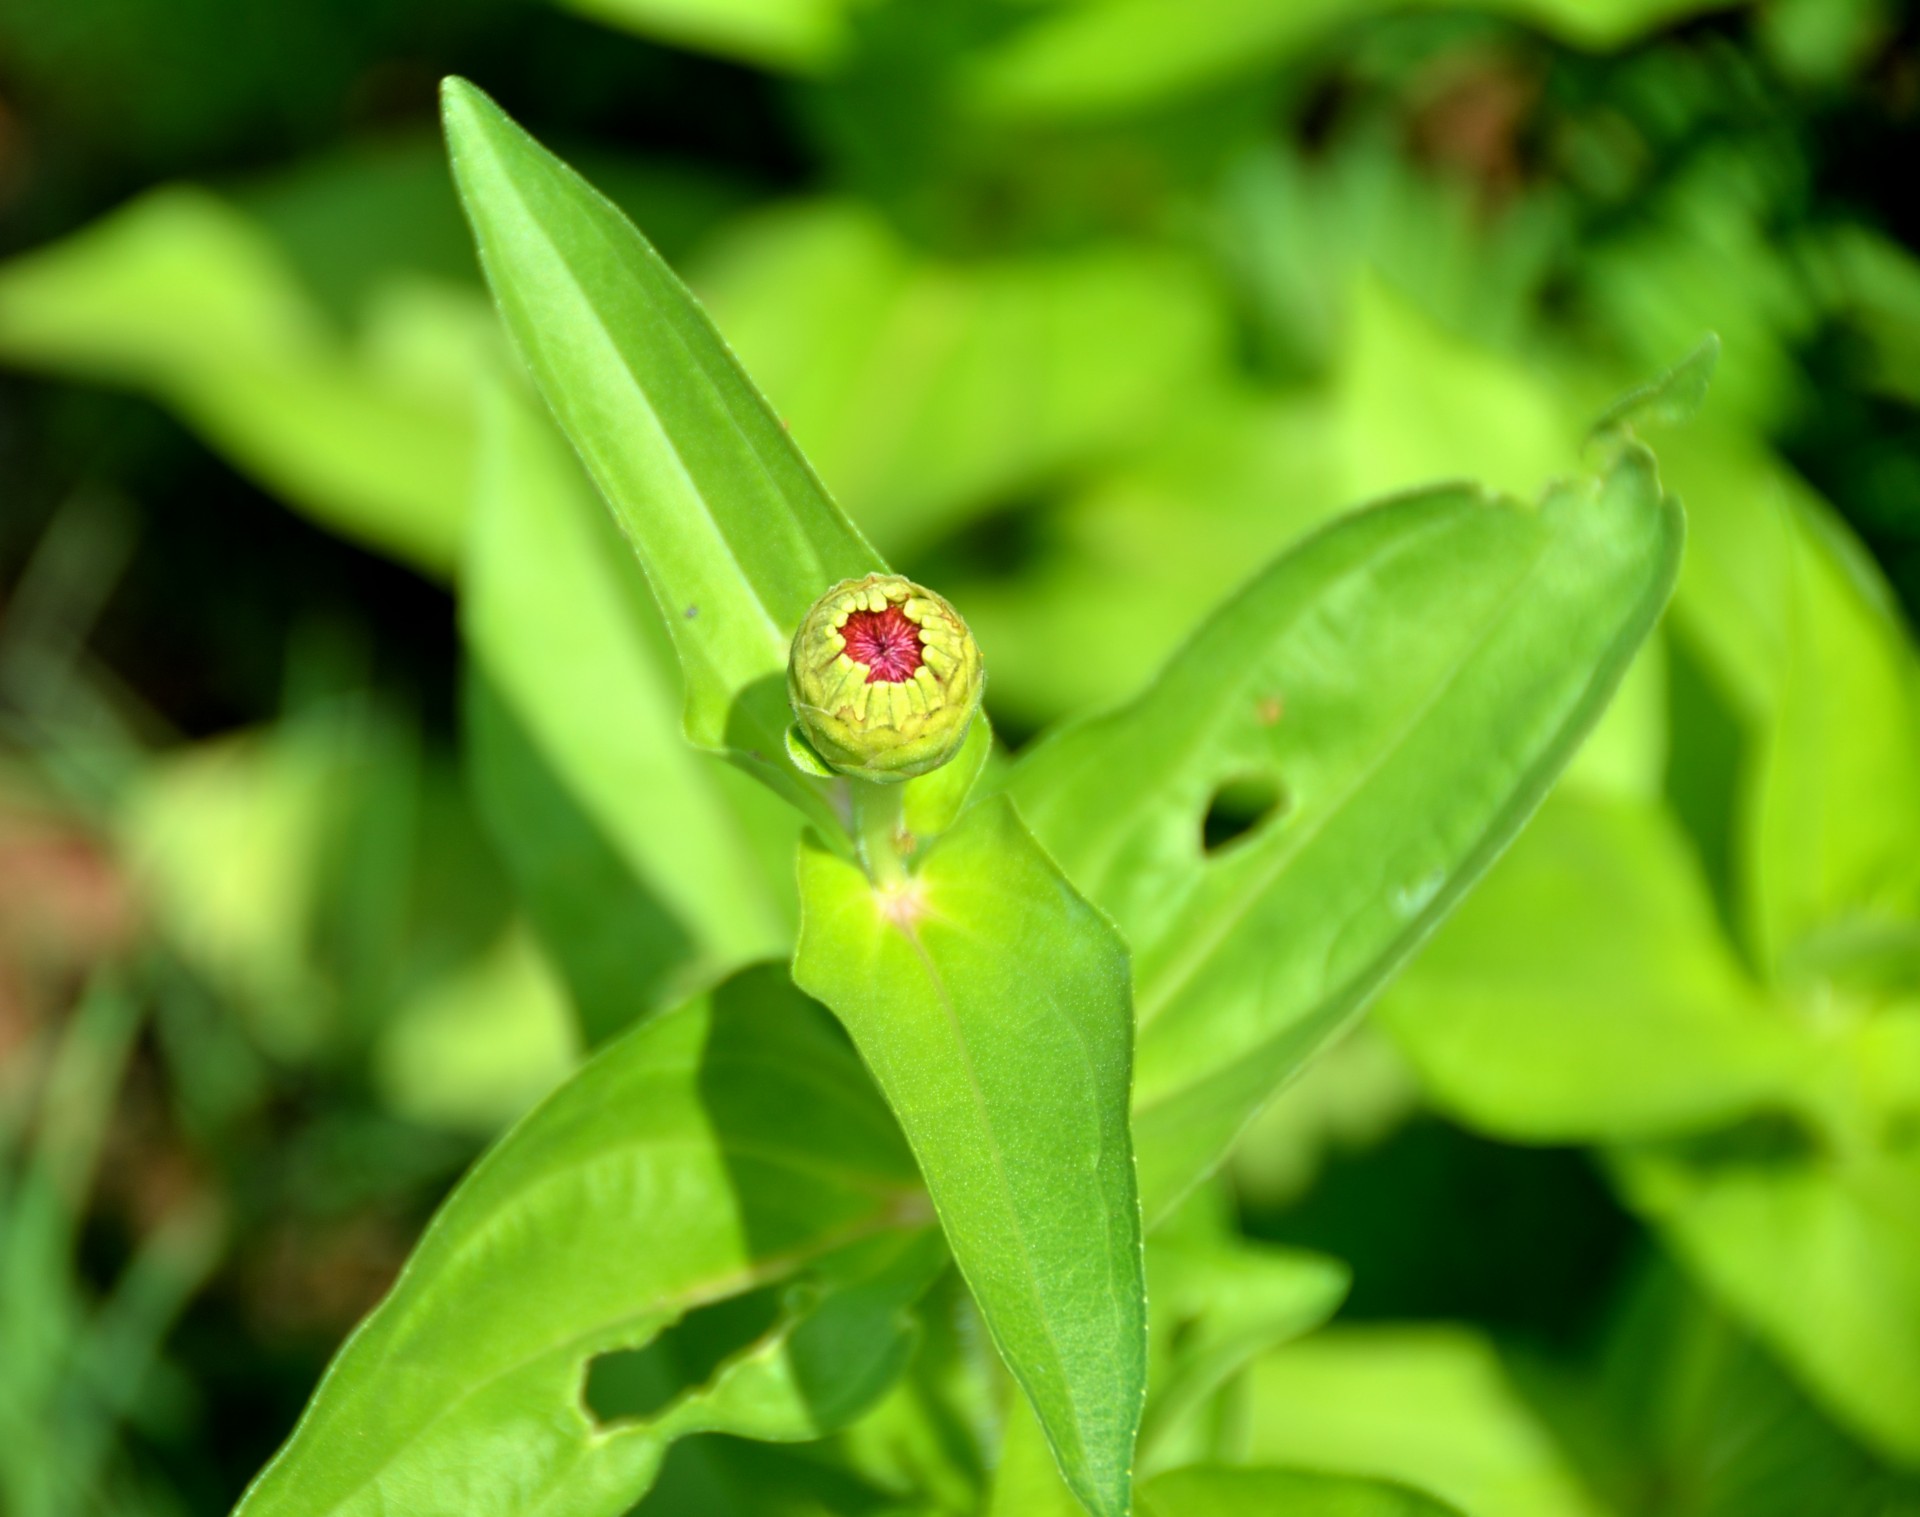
[1593,1258,1920,1517]
[234,966,938,1517]
[460,383,795,1039]
[0,188,480,575]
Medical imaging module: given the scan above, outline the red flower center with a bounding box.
[842,605,925,684]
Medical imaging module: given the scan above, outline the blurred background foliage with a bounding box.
[2,0,1920,1512]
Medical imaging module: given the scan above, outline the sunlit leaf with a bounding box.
[372,927,578,1133]
[1740,503,1920,978]
[1013,447,1682,1218]
[1139,1465,1466,1517]
[794,798,1145,1517]
[443,80,881,824]
[964,0,1725,122]
[1240,1326,1613,1517]
[696,201,1223,558]
[1139,1237,1348,1470]
[1379,793,1804,1143]
[552,0,861,73]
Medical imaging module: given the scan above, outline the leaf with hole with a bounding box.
[232,965,939,1517]
[1011,445,1683,1219]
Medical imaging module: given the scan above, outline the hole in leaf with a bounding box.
[1202,773,1286,855]
[583,1286,784,1428]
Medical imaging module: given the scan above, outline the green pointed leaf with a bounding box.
[1012,448,1682,1219]
[461,382,795,1040]
[1139,1466,1466,1517]
[1378,792,1804,1142]
[234,966,938,1517]
[1589,334,1721,442]
[442,79,881,822]
[794,798,1146,1517]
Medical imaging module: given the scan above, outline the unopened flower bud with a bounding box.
[788,574,984,784]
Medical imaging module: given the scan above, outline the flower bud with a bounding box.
[788,574,984,784]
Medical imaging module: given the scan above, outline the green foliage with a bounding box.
[461,383,796,1040]
[443,79,880,830]
[233,966,941,1517]
[0,189,481,576]
[8,2,1920,1515]
[1012,450,1681,1218]
[1238,1327,1611,1517]
[373,84,1672,1515]
[1137,1465,1467,1517]
[796,797,1144,1517]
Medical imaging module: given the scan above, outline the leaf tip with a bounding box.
[1589,332,1721,445]
[439,75,506,163]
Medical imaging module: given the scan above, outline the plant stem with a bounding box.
[852,780,908,888]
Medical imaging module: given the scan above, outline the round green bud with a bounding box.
[788,574,984,784]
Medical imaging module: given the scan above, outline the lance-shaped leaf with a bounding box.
[461,382,794,1041]
[233,966,939,1517]
[1013,445,1682,1218]
[794,798,1146,1517]
[442,79,882,824]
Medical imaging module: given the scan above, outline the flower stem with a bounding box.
[852,780,909,888]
